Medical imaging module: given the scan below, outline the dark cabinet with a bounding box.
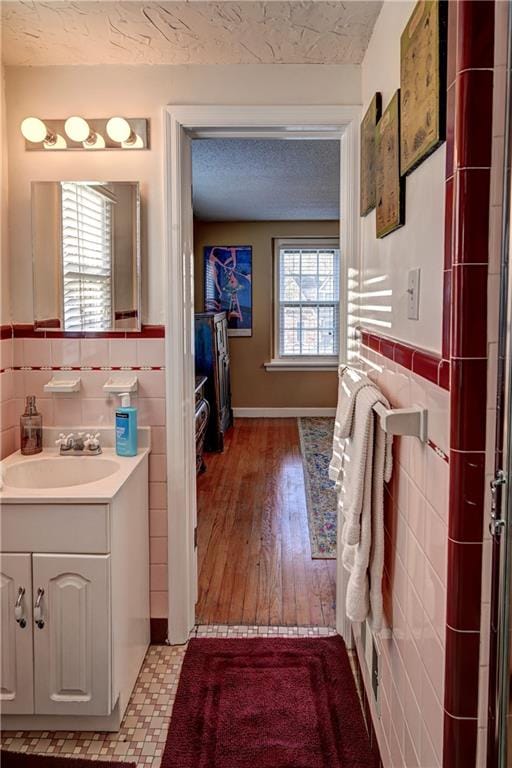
[195,375,210,474]
[194,312,233,451]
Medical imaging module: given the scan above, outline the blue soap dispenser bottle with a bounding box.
[115,392,138,457]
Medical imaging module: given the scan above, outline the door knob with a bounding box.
[34,587,45,629]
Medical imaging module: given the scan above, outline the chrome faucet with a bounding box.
[56,432,102,456]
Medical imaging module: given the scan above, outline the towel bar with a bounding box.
[373,403,428,443]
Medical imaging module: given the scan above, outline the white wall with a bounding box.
[359,2,445,353]
[1,65,9,325]
[5,63,361,324]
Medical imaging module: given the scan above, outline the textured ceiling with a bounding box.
[191,138,340,221]
[1,1,382,66]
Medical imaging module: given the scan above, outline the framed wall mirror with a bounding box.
[32,181,141,332]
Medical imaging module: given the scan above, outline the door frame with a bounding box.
[164,104,360,644]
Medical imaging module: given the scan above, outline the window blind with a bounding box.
[61,182,113,331]
[278,244,340,357]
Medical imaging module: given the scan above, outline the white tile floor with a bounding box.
[1,625,340,767]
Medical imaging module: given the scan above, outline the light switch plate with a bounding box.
[407,267,420,320]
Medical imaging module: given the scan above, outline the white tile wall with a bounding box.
[2,334,168,620]
[354,345,450,768]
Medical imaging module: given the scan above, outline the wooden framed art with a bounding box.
[375,90,405,239]
[360,92,382,217]
[400,0,447,176]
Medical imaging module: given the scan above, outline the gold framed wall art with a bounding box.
[360,92,382,216]
[400,0,448,176]
[376,90,405,239]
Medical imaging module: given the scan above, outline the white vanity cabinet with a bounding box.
[1,554,110,718]
[0,450,150,732]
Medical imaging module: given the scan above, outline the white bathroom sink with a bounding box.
[3,456,120,490]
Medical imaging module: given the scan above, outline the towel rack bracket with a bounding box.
[374,404,428,442]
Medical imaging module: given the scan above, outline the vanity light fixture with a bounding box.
[21,117,149,151]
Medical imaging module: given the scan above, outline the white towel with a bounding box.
[329,366,374,486]
[331,369,393,631]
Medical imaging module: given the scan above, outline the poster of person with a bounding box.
[204,245,252,336]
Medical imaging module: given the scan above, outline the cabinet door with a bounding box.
[33,554,112,716]
[0,553,34,714]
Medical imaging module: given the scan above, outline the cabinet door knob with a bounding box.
[14,586,26,629]
[34,587,45,629]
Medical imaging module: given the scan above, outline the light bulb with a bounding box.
[106,116,133,144]
[64,116,93,143]
[20,117,50,143]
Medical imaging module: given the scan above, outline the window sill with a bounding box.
[264,359,339,372]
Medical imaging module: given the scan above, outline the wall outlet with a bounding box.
[407,267,420,320]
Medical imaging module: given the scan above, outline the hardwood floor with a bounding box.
[196,418,336,627]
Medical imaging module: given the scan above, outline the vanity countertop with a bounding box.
[0,447,150,504]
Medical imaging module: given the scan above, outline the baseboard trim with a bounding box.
[233,407,336,418]
[150,618,168,645]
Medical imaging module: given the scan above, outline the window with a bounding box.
[269,238,340,369]
[61,182,113,331]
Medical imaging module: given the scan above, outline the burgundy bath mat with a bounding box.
[161,636,376,768]
[1,754,135,767]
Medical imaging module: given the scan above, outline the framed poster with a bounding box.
[204,245,252,336]
[400,0,447,176]
[375,91,405,239]
[360,92,382,216]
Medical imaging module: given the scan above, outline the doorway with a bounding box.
[192,138,340,627]
[163,106,360,644]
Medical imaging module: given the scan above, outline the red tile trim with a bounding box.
[448,450,486,542]
[450,359,488,452]
[454,70,494,169]
[11,324,165,339]
[412,349,441,385]
[446,540,483,632]
[150,618,168,645]
[443,4,494,765]
[451,264,488,358]
[359,329,450,390]
[0,325,13,340]
[12,324,39,338]
[456,0,495,70]
[453,168,491,265]
[443,712,478,768]
[439,356,451,391]
[428,440,450,464]
[444,625,481,717]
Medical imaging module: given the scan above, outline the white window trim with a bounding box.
[267,237,340,371]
